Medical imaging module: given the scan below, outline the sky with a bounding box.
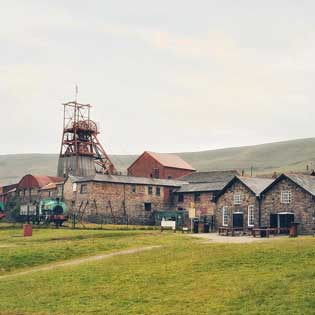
[1,0,315,155]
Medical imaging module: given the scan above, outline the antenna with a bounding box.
[75,84,78,103]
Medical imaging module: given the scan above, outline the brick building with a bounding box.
[260,173,315,234]
[216,176,273,229]
[127,151,195,179]
[63,174,186,225]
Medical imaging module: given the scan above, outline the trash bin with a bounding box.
[290,222,299,237]
[193,218,199,233]
[260,227,267,238]
[203,222,210,233]
[23,224,32,237]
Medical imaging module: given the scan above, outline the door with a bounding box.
[233,213,243,228]
[270,214,278,228]
[279,213,294,229]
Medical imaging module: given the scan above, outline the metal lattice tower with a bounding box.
[57,100,116,178]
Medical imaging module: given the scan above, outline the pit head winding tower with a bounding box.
[57,100,116,178]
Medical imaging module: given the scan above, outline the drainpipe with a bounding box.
[258,195,262,227]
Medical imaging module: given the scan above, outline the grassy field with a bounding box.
[2,137,315,184]
[0,226,315,314]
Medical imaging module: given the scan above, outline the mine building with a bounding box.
[15,174,64,215]
[63,174,187,225]
[127,151,196,179]
[174,170,239,215]
[215,176,274,229]
[260,173,315,234]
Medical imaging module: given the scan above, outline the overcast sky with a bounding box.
[1,1,315,155]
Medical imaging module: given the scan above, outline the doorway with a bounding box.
[270,212,294,233]
[233,212,244,228]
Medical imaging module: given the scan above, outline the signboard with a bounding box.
[188,208,196,218]
[161,220,176,230]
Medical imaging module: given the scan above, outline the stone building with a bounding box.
[260,173,315,234]
[215,176,274,229]
[63,174,186,225]
[174,171,239,218]
[127,151,195,179]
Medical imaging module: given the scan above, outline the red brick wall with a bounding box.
[128,152,194,179]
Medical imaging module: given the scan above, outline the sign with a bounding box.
[161,220,176,230]
[188,208,196,218]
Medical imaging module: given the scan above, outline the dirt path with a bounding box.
[0,245,162,280]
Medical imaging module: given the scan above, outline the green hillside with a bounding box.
[1,138,315,185]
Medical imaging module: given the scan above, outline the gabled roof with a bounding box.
[175,182,227,193]
[71,174,187,187]
[216,176,274,199]
[237,177,274,196]
[261,173,315,197]
[128,151,195,171]
[179,170,239,183]
[17,174,64,189]
[40,181,64,191]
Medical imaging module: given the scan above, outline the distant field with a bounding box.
[0,226,315,314]
[1,137,315,184]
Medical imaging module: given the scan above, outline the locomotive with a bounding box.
[0,202,5,220]
[20,198,68,226]
[39,198,68,226]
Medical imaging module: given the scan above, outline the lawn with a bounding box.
[0,226,315,315]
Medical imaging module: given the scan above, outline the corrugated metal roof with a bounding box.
[72,174,187,187]
[179,170,239,183]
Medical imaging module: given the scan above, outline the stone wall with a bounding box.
[63,178,175,225]
[261,177,315,234]
[216,180,259,228]
[176,192,216,217]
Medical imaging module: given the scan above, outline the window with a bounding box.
[72,183,77,192]
[144,202,152,211]
[194,192,201,202]
[178,193,184,202]
[281,190,291,204]
[234,192,242,205]
[57,185,63,196]
[156,187,161,196]
[148,186,153,195]
[222,206,228,226]
[248,205,254,227]
[80,184,87,194]
[153,168,160,179]
[131,184,136,193]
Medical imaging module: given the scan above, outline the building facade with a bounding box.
[63,174,186,225]
[261,174,315,234]
[127,151,195,179]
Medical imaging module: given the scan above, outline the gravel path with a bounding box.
[189,233,286,243]
[0,245,162,280]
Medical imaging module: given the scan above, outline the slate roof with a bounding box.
[179,170,239,183]
[270,173,315,197]
[128,151,195,171]
[176,182,227,193]
[237,176,274,196]
[71,174,187,187]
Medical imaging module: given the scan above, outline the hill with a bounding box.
[1,137,315,185]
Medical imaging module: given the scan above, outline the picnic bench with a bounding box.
[252,227,278,238]
[218,226,244,236]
